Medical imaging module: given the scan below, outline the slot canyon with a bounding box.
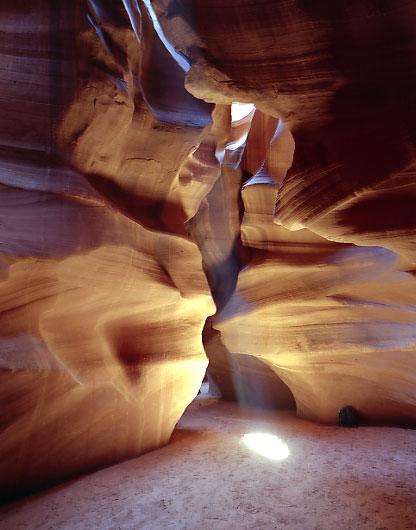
[0,1,415,528]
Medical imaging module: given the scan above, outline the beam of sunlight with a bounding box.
[243,433,290,460]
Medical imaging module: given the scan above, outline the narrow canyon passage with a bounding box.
[1,393,415,530]
[1,0,416,514]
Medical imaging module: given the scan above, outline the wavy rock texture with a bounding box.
[1,0,416,500]
[155,0,416,420]
[0,0,218,499]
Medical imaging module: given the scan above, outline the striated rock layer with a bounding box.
[156,0,416,421]
[212,111,416,424]
[0,0,219,500]
[1,0,416,499]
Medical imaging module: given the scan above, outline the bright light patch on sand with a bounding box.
[243,433,290,460]
[231,102,255,122]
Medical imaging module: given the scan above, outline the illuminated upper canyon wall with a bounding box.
[1,0,415,498]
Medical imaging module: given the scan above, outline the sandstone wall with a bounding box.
[1,0,415,499]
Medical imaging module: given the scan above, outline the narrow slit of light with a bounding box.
[142,0,190,72]
[231,102,255,122]
[243,433,290,460]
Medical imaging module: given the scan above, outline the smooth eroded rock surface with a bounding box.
[0,0,216,500]
[1,0,416,500]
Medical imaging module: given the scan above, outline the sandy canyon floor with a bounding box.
[1,392,415,530]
